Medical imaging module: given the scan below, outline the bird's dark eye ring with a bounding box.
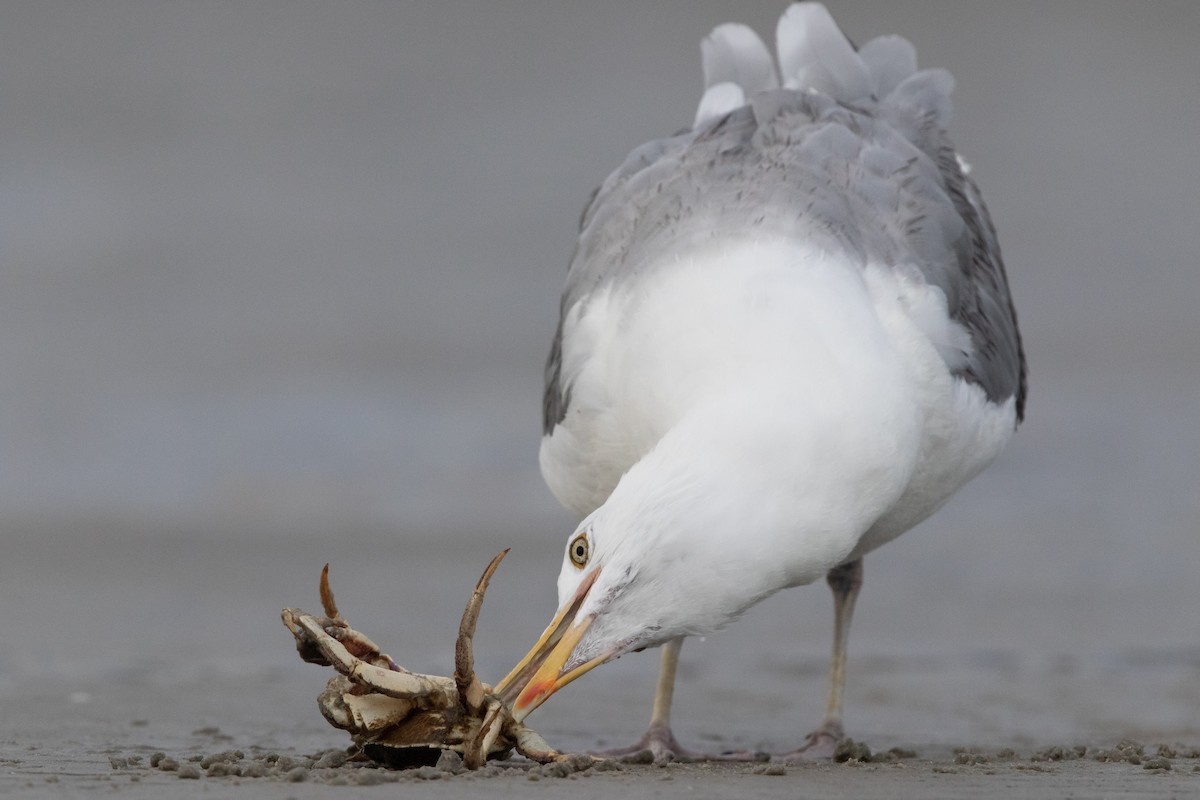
[568,533,589,568]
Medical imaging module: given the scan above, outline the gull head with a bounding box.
[495,425,813,721]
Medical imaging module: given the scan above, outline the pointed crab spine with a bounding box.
[454,549,509,716]
[319,563,343,620]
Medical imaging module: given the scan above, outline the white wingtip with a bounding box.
[692,3,944,127]
[775,2,872,102]
[858,35,918,98]
[695,23,777,128]
[701,23,779,93]
[693,81,746,128]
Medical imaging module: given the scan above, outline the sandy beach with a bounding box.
[4,516,1199,798]
[2,2,1198,797]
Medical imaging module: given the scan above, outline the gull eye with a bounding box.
[568,533,589,568]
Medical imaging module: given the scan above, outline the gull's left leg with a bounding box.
[594,637,695,762]
[778,557,864,761]
[595,637,760,763]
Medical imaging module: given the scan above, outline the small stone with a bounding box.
[1094,743,1144,764]
[434,749,463,774]
[108,757,129,770]
[177,765,201,780]
[1032,746,1064,762]
[158,757,179,772]
[955,752,989,765]
[592,758,623,772]
[540,761,574,778]
[314,750,348,770]
[833,738,872,763]
[1143,757,1171,771]
[149,752,166,768]
[241,762,268,778]
[353,770,389,786]
[565,753,597,772]
[1155,744,1177,759]
[200,750,244,768]
[754,763,787,776]
[284,766,308,782]
[206,762,240,777]
[413,766,444,780]
[619,750,655,764]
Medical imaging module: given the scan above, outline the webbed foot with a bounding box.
[594,722,761,764]
[773,721,844,762]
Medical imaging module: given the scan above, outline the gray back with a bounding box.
[545,43,1026,434]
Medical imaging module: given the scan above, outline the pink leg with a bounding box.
[777,558,863,762]
[596,638,758,764]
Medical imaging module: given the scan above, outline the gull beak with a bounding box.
[494,567,611,721]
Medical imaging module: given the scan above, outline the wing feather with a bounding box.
[545,3,1025,434]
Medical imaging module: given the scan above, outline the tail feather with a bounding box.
[891,67,955,129]
[694,82,746,128]
[700,23,779,93]
[858,35,918,98]
[775,3,872,102]
[695,23,777,128]
[691,3,951,130]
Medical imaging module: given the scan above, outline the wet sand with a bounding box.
[4,522,1199,798]
[14,746,1200,800]
[7,653,1200,800]
[8,694,1200,800]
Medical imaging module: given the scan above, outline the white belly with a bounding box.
[540,239,1017,555]
[846,264,1017,558]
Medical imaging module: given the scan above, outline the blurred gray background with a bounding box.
[2,0,1198,758]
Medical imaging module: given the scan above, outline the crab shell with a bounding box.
[281,551,565,769]
[314,672,512,768]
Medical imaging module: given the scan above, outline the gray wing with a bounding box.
[545,39,1025,434]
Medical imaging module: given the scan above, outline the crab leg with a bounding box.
[319,563,343,620]
[509,721,564,764]
[462,696,507,770]
[454,549,509,715]
[283,551,568,770]
[284,612,456,700]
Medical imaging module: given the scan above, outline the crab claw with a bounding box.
[455,549,509,714]
[319,563,343,620]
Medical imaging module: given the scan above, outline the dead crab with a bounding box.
[281,550,574,769]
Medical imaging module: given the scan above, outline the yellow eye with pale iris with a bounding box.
[568,533,589,568]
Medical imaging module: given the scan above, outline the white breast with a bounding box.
[540,238,1016,560]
